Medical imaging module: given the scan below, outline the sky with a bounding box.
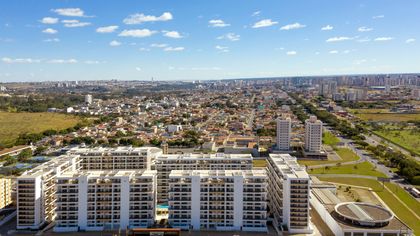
[0,0,419,82]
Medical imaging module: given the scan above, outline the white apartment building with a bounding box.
[16,154,81,230]
[168,169,267,232]
[154,153,253,202]
[276,117,291,151]
[0,178,13,209]
[85,94,93,104]
[54,170,157,232]
[304,116,323,153]
[69,147,162,171]
[267,154,312,234]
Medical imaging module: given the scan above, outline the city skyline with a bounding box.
[1,0,420,82]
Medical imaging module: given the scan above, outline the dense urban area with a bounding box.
[0,74,419,235]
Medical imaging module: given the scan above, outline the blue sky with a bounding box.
[0,0,419,82]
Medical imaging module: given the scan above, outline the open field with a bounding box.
[322,131,340,146]
[298,148,359,166]
[308,161,386,177]
[353,112,420,122]
[253,159,267,167]
[318,177,420,235]
[349,108,390,114]
[374,128,420,155]
[0,112,81,147]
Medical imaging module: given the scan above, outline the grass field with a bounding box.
[353,112,420,122]
[349,108,390,114]
[0,112,81,147]
[374,129,420,155]
[253,159,267,167]
[318,177,420,235]
[308,161,387,177]
[323,131,340,146]
[298,148,359,166]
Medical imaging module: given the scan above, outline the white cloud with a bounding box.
[217,33,240,41]
[43,38,60,42]
[252,11,261,17]
[329,50,339,54]
[372,15,384,19]
[326,36,352,42]
[47,59,78,64]
[208,19,230,28]
[374,37,393,41]
[163,46,185,51]
[342,50,351,54]
[321,25,333,31]
[123,12,173,24]
[280,22,306,30]
[215,45,229,52]
[358,26,373,32]
[109,40,121,46]
[62,20,91,28]
[135,67,142,71]
[1,57,41,64]
[42,28,58,34]
[163,31,183,38]
[139,47,150,52]
[150,43,168,48]
[118,29,157,38]
[96,25,119,33]
[357,38,371,43]
[286,51,297,55]
[252,19,278,28]
[52,8,87,17]
[84,60,100,64]
[354,59,367,65]
[40,17,59,24]
[406,38,416,43]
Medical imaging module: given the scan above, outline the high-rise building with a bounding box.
[84,94,93,105]
[54,170,157,232]
[168,169,267,232]
[304,116,323,153]
[154,153,253,202]
[267,154,312,234]
[0,178,12,209]
[276,117,291,151]
[17,155,81,230]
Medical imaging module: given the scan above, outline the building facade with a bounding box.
[154,153,253,202]
[276,117,291,151]
[168,169,267,232]
[304,116,323,153]
[0,178,13,209]
[54,170,156,232]
[267,154,312,234]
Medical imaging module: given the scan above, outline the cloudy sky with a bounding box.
[0,0,419,82]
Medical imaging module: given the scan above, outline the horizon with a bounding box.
[1,0,420,82]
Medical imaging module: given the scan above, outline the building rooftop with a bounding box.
[156,152,253,161]
[169,169,266,179]
[269,153,309,179]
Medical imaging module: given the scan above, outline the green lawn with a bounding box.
[253,159,267,167]
[0,112,81,147]
[323,131,340,146]
[299,148,360,166]
[318,177,420,235]
[354,113,420,122]
[374,129,420,156]
[308,161,387,177]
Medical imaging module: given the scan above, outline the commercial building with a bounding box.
[0,178,13,209]
[311,186,413,236]
[16,154,81,230]
[69,147,162,171]
[276,117,291,151]
[304,116,323,153]
[168,169,267,232]
[154,153,253,202]
[267,154,312,234]
[54,170,157,232]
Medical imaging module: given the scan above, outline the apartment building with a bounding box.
[267,154,312,234]
[276,117,291,151]
[154,153,253,202]
[69,146,162,171]
[16,154,81,230]
[0,178,13,209]
[54,170,156,232]
[168,169,267,232]
[304,116,323,153]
